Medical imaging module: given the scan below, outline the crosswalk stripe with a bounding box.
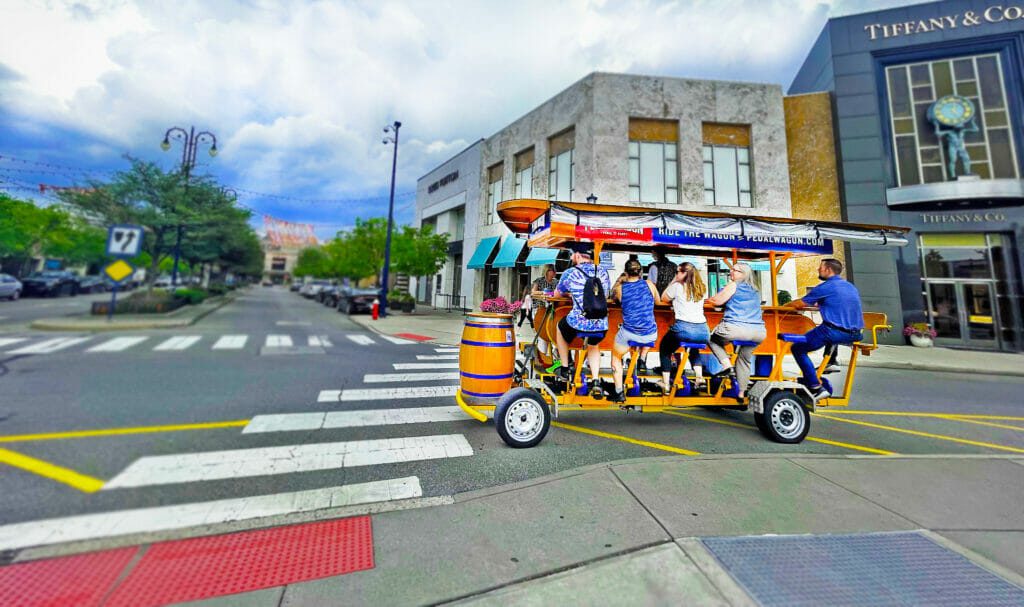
[346,334,375,346]
[212,335,248,350]
[325,385,459,402]
[416,354,458,360]
[154,336,202,351]
[393,362,459,370]
[0,337,28,348]
[0,477,424,551]
[308,335,332,347]
[103,435,472,489]
[380,335,414,344]
[265,334,293,347]
[8,337,91,354]
[434,348,458,353]
[364,372,459,383]
[86,336,148,352]
[245,406,467,433]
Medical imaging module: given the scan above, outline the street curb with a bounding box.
[844,359,1024,378]
[27,294,238,332]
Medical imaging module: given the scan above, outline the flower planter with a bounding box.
[909,334,933,348]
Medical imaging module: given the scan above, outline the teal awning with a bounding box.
[525,247,559,267]
[491,236,527,268]
[636,254,654,267]
[466,236,500,269]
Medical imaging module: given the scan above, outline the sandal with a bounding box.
[591,384,605,400]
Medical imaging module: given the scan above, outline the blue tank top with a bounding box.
[723,282,764,326]
[621,280,657,335]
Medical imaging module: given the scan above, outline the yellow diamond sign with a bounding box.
[104,259,134,283]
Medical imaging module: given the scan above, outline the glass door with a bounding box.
[924,280,999,348]
[962,282,997,347]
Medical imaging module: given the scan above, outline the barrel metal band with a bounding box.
[460,371,514,380]
[461,339,515,347]
[464,322,513,329]
[461,388,506,398]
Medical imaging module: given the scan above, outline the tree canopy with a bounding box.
[0,193,108,274]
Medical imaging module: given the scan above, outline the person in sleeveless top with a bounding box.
[657,262,710,394]
[706,262,766,400]
[609,259,659,403]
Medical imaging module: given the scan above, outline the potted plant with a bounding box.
[479,296,522,316]
[401,293,416,313]
[903,323,937,347]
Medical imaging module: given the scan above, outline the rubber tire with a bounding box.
[754,411,769,434]
[757,391,811,444]
[347,302,356,315]
[9,290,19,301]
[494,387,551,449]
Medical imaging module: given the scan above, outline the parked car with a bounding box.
[318,285,340,306]
[75,274,107,294]
[20,271,79,297]
[289,282,303,292]
[300,280,331,298]
[0,273,22,300]
[337,286,379,315]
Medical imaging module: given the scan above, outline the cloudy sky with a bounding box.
[0,0,910,239]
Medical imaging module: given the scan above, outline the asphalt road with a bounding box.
[1,287,1022,530]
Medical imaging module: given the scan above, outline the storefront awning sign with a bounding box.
[491,236,527,268]
[466,236,500,269]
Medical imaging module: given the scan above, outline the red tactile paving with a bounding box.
[106,516,374,607]
[394,332,435,342]
[0,546,138,607]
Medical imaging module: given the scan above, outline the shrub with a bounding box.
[207,283,228,296]
[173,287,208,305]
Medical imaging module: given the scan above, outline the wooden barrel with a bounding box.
[459,313,515,405]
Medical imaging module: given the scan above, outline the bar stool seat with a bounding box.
[627,340,656,348]
[680,342,706,350]
[732,340,761,347]
[778,334,807,343]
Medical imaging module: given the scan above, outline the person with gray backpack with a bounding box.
[548,242,612,398]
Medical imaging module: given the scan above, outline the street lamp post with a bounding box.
[161,126,218,286]
[380,121,401,318]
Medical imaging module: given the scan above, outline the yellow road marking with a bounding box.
[0,447,105,493]
[820,410,1024,421]
[552,421,700,455]
[814,413,1024,454]
[944,416,1024,432]
[0,420,249,443]
[663,411,894,455]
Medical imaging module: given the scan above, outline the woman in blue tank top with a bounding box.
[610,259,659,403]
[706,262,766,400]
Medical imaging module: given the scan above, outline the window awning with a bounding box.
[491,236,527,268]
[466,236,500,269]
[637,254,654,267]
[525,247,560,267]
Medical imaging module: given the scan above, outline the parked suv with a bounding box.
[21,271,79,297]
[0,273,22,300]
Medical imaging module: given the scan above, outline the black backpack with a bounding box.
[580,265,608,320]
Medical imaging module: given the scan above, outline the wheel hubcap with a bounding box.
[505,399,543,442]
[770,398,806,439]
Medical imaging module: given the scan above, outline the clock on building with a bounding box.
[928,95,975,128]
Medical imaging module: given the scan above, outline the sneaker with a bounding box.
[591,384,605,400]
[610,389,626,404]
[712,367,735,379]
[636,358,647,374]
[545,360,562,374]
[823,363,841,375]
[653,379,671,395]
[809,384,831,401]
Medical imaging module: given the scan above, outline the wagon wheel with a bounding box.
[757,391,811,444]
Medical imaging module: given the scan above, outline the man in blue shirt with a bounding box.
[785,258,863,400]
[550,242,612,398]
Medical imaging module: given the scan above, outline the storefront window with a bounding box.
[487,163,503,224]
[628,119,679,204]
[886,53,1019,186]
[920,233,991,279]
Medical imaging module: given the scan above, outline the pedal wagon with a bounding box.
[455,199,909,448]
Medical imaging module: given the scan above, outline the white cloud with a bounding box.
[1,0,911,216]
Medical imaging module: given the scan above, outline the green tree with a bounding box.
[392,224,449,278]
[293,247,329,278]
[0,193,107,274]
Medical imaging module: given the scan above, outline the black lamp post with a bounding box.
[161,126,218,286]
[380,121,401,317]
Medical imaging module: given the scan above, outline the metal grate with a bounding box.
[703,531,1024,606]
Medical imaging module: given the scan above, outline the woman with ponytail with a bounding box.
[657,262,710,393]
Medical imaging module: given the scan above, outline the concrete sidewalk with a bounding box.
[352,307,1024,377]
[27,293,239,331]
[170,454,1024,606]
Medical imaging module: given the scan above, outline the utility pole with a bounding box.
[381,121,401,317]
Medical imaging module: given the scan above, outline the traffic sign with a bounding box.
[104,260,135,284]
[107,225,144,257]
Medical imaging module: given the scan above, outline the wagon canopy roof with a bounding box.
[497,198,910,258]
